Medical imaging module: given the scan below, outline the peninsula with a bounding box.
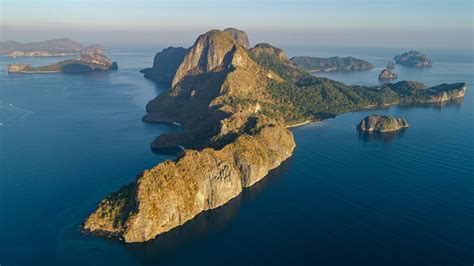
[83,28,467,243]
[289,56,373,72]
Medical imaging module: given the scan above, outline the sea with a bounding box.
[0,46,473,266]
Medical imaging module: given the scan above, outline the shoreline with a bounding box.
[286,120,312,128]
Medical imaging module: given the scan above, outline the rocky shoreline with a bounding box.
[358,115,409,133]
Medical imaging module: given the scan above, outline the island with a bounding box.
[394,51,433,68]
[358,115,409,132]
[387,61,396,69]
[83,28,467,243]
[7,53,118,73]
[0,38,107,57]
[289,56,373,72]
[379,69,397,81]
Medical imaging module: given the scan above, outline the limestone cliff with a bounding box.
[223,28,250,49]
[140,47,188,85]
[84,117,295,242]
[358,115,409,132]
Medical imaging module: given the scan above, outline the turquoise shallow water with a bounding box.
[0,47,473,266]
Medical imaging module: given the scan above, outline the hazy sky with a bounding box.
[1,0,473,49]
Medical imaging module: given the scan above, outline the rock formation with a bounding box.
[290,56,373,72]
[84,28,467,243]
[394,51,433,67]
[379,69,397,80]
[223,28,250,49]
[140,47,188,85]
[84,29,296,242]
[387,61,395,69]
[358,115,409,132]
[7,53,118,73]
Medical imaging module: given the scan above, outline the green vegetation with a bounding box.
[249,45,463,124]
[290,56,373,72]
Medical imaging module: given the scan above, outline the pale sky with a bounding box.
[1,0,473,49]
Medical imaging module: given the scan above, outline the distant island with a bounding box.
[358,115,409,133]
[387,61,396,69]
[7,53,118,73]
[379,69,397,81]
[0,38,106,57]
[394,51,433,68]
[84,28,467,243]
[289,56,373,72]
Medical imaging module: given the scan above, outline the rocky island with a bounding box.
[379,69,398,81]
[387,61,396,69]
[358,115,409,132]
[7,53,118,73]
[394,51,433,68]
[0,38,107,57]
[83,28,467,243]
[289,56,373,72]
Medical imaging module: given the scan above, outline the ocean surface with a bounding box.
[0,46,472,266]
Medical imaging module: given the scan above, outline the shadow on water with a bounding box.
[358,128,407,143]
[124,158,293,265]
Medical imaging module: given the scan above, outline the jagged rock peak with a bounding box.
[171,29,245,87]
[223,28,250,49]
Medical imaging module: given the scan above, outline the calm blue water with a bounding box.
[0,47,473,266]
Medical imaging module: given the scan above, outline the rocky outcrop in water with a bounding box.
[387,61,395,69]
[7,53,118,73]
[394,51,433,68]
[358,115,409,132]
[290,56,373,72]
[84,29,295,242]
[379,69,397,80]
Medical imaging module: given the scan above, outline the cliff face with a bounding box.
[358,115,409,132]
[84,117,294,242]
[223,28,250,49]
[140,47,188,85]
